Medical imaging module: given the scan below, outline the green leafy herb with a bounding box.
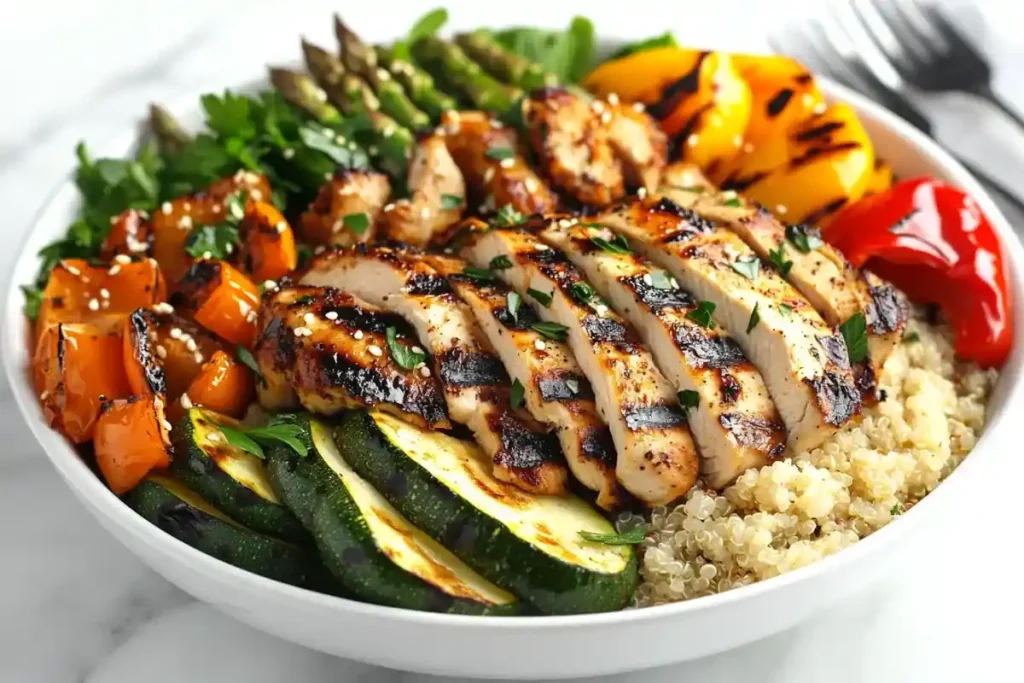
[677,389,699,410]
[485,146,515,161]
[184,224,239,259]
[578,526,647,546]
[407,7,448,41]
[685,301,716,329]
[590,234,631,254]
[731,255,760,280]
[610,32,678,59]
[493,16,596,83]
[527,288,553,308]
[343,212,370,235]
[218,421,310,459]
[747,302,760,333]
[218,425,265,459]
[297,244,314,268]
[768,243,793,277]
[493,204,525,227]
[723,197,743,208]
[299,125,368,168]
[531,321,569,341]
[890,503,902,516]
[441,194,464,210]
[566,378,579,394]
[779,303,793,317]
[507,291,522,321]
[509,378,526,409]
[570,281,595,305]
[903,331,920,343]
[463,266,496,282]
[386,326,428,370]
[489,255,513,270]
[236,345,264,381]
[669,184,707,194]
[786,224,825,253]
[840,312,868,364]
[21,286,42,320]
[648,270,675,290]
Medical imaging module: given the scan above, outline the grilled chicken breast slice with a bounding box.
[384,133,467,247]
[423,253,624,509]
[539,221,786,488]
[596,196,861,453]
[523,88,625,207]
[440,110,558,215]
[465,228,699,507]
[254,286,450,429]
[662,187,908,395]
[599,98,668,192]
[299,169,392,246]
[301,244,568,495]
[661,161,715,193]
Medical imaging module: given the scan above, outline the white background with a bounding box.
[1,2,1023,681]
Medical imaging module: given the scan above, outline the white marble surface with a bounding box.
[2,1,1024,681]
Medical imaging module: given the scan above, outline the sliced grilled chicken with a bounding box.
[662,186,908,393]
[299,169,391,246]
[440,110,558,215]
[596,196,861,452]
[464,228,699,507]
[423,252,624,509]
[383,132,467,247]
[254,285,450,430]
[523,88,625,207]
[301,244,568,495]
[539,220,786,488]
[599,98,667,192]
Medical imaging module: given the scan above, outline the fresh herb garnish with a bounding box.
[463,266,496,282]
[184,223,239,259]
[890,503,902,516]
[531,321,569,341]
[236,345,264,381]
[527,288,553,307]
[493,204,525,227]
[343,212,370,235]
[610,31,678,59]
[485,146,515,161]
[507,291,522,321]
[492,16,596,83]
[786,224,824,253]
[441,193,463,210]
[386,326,428,370]
[779,303,793,317]
[768,243,793,277]
[677,390,699,410]
[731,255,760,280]
[648,270,675,290]
[723,197,743,208]
[21,286,43,320]
[840,312,868,364]
[747,302,760,333]
[570,281,595,304]
[407,7,449,41]
[590,234,631,254]
[566,378,579,394]
[509,378,526,409]
[685,301,716,329]
[218,422,308,459]
[489,255,513,270]
[904,331,920,343]
[578,526,647,546]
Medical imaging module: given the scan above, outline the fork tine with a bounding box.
[917,1,989,74]
[857,0,935,74]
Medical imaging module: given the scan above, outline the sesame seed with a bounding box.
[334,134,347,145]
[368,145,379,155]
[201,251,212,260]
[733,135,743,147]
[108,265,121,276]
[594,304,608,316]
[813,102,827,115]
[325,311,338,320]
[114,254,132,265]
[421,207,431,220]
[489,118,503,128]
[180,394,194,409]
[161,202,172,215]
[65,265,81,276]
[245,310,258,323]
[591,100,605,114]
[607,92,620,106]
[368,345,383,357]
[304,312,316,325]
[193,353,204,363]
[185,338,198,352]
[207,431,221,443]
[637,187,648,199]
[643,274,653,286]
[276,221,287,233]
[776,204,788,215]
[633,102,645,112]
[720,190,738,201]
[262,280,277,291]
[525,177,539,193]
[161,419,173,431]
[156,344,167,359]
[382,126,395,138]
[324,172,333,181]
[88,298,100,311]
[314,245,326,254]
[293,327,312,337]
[283,148,295,159]
[483,167,495,183]
[331,219,344,234]
[600,111,612,124]
[419,365,431,377]
[81,276,90,283]
[499,157,515,169]
[169,328,182,339]
[383,203,395,213]
[353,330,364,340]
[99,288,110,299]
[183,202,192,211]
[534,339,546,351]
[40,390,49,401]
[535,243,549,251]
[110,215,119,225]
[687,134,700,147]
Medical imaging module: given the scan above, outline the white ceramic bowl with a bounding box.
[4,75,1024,679]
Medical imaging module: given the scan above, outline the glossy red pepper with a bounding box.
[826,177,1013,368]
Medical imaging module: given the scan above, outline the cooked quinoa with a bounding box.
[631,309,998,607]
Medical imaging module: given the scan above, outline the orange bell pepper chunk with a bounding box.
[36,258,167,340]
[94,394,173,494]
[33,322,132,443]
[238,201,298,282]
[100,208,153,260]
[183,350,254,419]
[175,260,260,347]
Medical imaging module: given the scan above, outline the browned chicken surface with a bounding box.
[600,97,668,193]
[384,132,467,247]
[299,169,392,246]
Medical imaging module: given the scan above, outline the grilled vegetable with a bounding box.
[100,209,152,260]
[126,476,317,586]
[412,36,522,112]
[263,412,520,613]
[170,408,308,543]
[95,395,172,493]
[335,409,638,615]
[237,200,299,282]
[174,260,261,347]
[375,44,458,119]
[181,351,255,419]
[455,30,557,90]
[269,67,344,124]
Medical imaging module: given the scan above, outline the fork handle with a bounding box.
[971,83,1024,134]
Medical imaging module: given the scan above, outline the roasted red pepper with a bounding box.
[826,177,1012,367]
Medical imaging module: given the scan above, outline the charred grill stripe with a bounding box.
[622,403,687,431]
[867,284,906,334]
[437,348,508,387]
[264,317,297,369]
[673,325,747,369]
[581,315,636,344]
[579,425,617,466]
[494,303,541,329]
[405,273,451,295]
[808,370,861,427]
[789,141,861,169]
[817,332,851,370]
[621,274,696,312]
[128,309,167,395]
[537,370,594,402]
[720,170,770,192]
[649,51,710,120]
[524,246,569,265]
[324,305,410,335]
[795,120,845,142]
[493,411,562,470]
[649,197,688,219]
[719,413,786,456]
[766,88,794,118]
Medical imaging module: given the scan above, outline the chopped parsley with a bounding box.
[840,312,868,364]
[531,321,568,341]
[903,331,920,343]
[747,302,760,333]
[506,291,522,321]
[768,243,793,277]
[485,146,515,161]
[509,378,526,409]
[566,378,580,394]
[685,300,716,329]
[570,281,595,304]
[343,212,370,235]
[786,224,824,253]
[677,390,699,410]
[590,234,631,254]
[723,197,743,208]
[218,422,308,459]
[578,527,647,545]
[440,193,463,210]
[890,503,903,516]
[489,255,513,270]
[462,266,496,282]
[184,223,239,259]
[730,255,760,280]
[235,344,264,381]
[21,286,42,320]
[386,326,427,370]
[648,270,675,289]
[493,203,525,227]
[527,287,553,307]
[779,303,793,317]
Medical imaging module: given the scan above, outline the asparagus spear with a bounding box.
[412,36,522,113]
[375,44,458,120]
[148,104,192,156]
[454,31,558,90]
[268,67,344,124]
[334,16,431,131]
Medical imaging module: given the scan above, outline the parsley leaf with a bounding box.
[579,526,647,545]
[21,286,42,320]
[492,16,595,83]
[493,204,525,227]
[903,331,920,343]
[462,266,495,282]
[441,194,464,210]
[779,303,793,317]
[890,503,902,516]
[527,288,553,307]
[723,197,743,208]
[407,7,448,41]
[731,256,760,280]
[386,326,427,370]
[184,224,239,259]
[218,424,265,459]
[531,321,569,341]
[747,302,760,333]
[246,424,309,458]
[610,31,678,60]
[677,389,699,410]
[685,301,716,329]
[570,282,595,304]
[236,345,264,381]
[343,212,370,235]
[485,146,515,161]
[786,224,824,253]
[840,312,868,364]
[648,270,675,290]
[768,243,793,277]
[509,378,526,409]
[489,255,513,270]
[506,291,522,321]
[590,234,631,254]
[566,378,580,394]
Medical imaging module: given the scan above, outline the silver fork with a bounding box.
[853,0,1024,130]
[768,9,1024,214]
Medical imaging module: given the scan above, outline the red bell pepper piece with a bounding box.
[826,177,1013,368]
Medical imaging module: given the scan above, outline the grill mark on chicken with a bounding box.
[867,284,905,334]
[622,274,696,311]
[405,273,452,296]
[579,426,618,466]
[672,325,747,369]
[817,332,851,369]
[490,411,563,477]
[581,315,636,345]
[494,303,541,329]
[719,413,787,456]
[437,348,509,387]
[537,370,594,401]
[808,371,861,427]
[622,403,687,431]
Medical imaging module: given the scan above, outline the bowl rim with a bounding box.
[5,74,1023,629]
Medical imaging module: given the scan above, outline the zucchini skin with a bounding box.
[126,479,318,587]
[266,414,520,615]
[334,410,639,615]
[171,411,310,545]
